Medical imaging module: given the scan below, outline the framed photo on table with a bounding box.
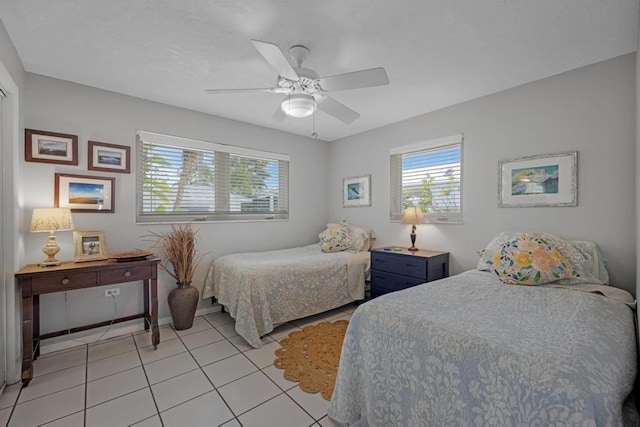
[25,129,78,165]
[55,173,115,213]
[343,174,371,207]
[73,230,108,262]
[88,141,131,173]
[498,151,577,207]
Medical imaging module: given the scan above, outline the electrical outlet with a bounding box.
[105,288,120,297]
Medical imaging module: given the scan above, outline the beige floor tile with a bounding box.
[288,386,330,420]
[318,415,348,426]
[190,339,239,366]
[160,390,234,426]
[268,322,301,341]
[201,353,258,387]
[0,407,11,426]
[134,325,178,348]
[33,347,86,377]
[243,340,282,369]
[87,349,141,381]
[204,310,235,327]
[0,382,21,410]
[86,366,148,407]
[151,369,214,412]
[238,393,314,427]
[19,364,86,403]
[228,334,273,351]
[138,336,187,364]
[144,352,199,385]
[174,317,213,336]
[40,411,85,426]
[85,388,157,427]
[88,335,136,362]
[179,327,225,350]
[217,371,281,415]
[262,365,298,391]
[214,321,240,338]
[9,384,84,427]
[131,414,163,426]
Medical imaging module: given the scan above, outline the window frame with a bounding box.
[390,134,464,224]
[136,131,290,224]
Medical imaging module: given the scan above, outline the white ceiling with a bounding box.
[0,1,638,141]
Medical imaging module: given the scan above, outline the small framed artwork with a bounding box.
[343,174,371,208]
[499,151,577,208]
[73,230,108,262]
[25,129,78,165]
[55,173,115,213]
[88,141,131,173]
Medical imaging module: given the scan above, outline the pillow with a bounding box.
[477,232,600,285]
[319,224,353,253]
[342,221,376,252]
[555,240,609,285]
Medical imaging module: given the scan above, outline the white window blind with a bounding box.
[136,131,289,223]
[390,134,463,223]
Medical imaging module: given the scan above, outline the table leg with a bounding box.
[150,276,160,350]
[21,293,33,387]
[143,279,150,331]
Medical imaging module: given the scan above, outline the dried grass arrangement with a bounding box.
[150,224,202,285]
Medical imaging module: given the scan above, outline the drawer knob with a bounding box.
[61,278,70,286]
[124,271,132,278]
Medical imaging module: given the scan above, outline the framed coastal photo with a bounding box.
[55,173,115,213]
[25,129,78,165]
[88,141,131,173]
[343,174,371,208]
[499,151,577,208]
[73,230,108,262]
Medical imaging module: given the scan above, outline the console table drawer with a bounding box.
[371,270,425,292]
[371,252,427,280]
[101,265,152,285]
[31,271,98,292]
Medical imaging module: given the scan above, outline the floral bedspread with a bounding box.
[329,270,637,426]
[203,244,369,348]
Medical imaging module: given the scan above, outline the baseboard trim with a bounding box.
[40,304,222,355]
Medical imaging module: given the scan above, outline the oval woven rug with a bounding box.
[273,319,349,401]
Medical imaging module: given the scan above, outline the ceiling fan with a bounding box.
[205,40,390,124]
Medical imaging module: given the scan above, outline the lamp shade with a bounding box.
[30,208,74,232]
[281,94,315,118]
[400,206,424,225]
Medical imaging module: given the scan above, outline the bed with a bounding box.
[328,232,638,426]
[202,222,374,348]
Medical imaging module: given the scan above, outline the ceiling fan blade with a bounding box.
[250,39,299,81]
[204,87,278,95]
[318,67,389,92]
[316,96,360,124]
[269,104,286,123]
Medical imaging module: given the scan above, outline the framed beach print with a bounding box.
[25,129,78,165]
[55,173,115,213]
[73,230,108,262]
[88,141,131,173]
[499,151,577,208]
[343,174,371,207]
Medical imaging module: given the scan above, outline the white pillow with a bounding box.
[343,221,376,251]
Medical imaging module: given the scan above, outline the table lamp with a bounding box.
[30,208,74,266]
[401,206,424,251]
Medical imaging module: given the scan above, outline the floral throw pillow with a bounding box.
[480,232,582,285]
[319,224,353,253]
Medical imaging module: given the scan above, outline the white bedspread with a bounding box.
[203,244,369,348]
[329,270,638,426]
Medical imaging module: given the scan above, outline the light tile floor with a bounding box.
[0,304,356,427]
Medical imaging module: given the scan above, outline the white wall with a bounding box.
[21,74,330,335]
[329,53,636,295]
[0,19,26,384]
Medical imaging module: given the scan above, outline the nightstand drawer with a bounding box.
[31,271,98,292]
[100,265,152,285]
[371,270,425,292]
[371,252,427,280]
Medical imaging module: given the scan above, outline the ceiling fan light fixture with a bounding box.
[281,94,315,118]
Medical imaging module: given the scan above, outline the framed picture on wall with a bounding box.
[25,129,78,165]
[73,230,108,262]
[55,173,115,213]
[88,141,131,173]
[343,174,371,208]
[498,151,577,207]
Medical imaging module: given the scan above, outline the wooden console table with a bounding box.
[15,257,160,386]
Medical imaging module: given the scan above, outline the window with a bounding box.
[390,134,463,223]
[136,131,289,223]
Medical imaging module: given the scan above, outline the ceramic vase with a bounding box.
[168,283,199,330]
